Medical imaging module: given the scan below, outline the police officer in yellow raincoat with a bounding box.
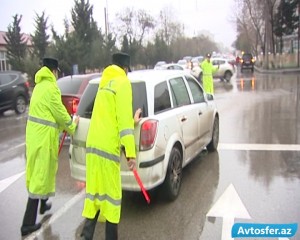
[20,58,79,236]
[200,53,219,94]
[80,53,142,240]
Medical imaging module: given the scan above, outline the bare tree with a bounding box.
[157,6,183,46]
[114,8,155,46]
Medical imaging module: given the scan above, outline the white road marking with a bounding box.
[218,143,300,151]
[7,142,25,152]
[24,188,85,240]
[206,184,251,240]
[0,171,25,193]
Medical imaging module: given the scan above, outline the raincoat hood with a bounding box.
[100,65,126,88]
[35,66,56,84]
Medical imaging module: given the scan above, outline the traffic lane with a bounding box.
[215,74,300,145]
[0,110,27,146]
[0,146,83,240]
[200,149,300,240]
[17,151,219,240]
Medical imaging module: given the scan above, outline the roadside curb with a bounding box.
[255,66,300,74]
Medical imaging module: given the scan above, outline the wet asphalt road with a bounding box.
[0,69,299,240]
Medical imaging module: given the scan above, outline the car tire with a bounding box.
[162,147,182,201]
[14,95,27,114]
[207,116,219,152]
[224,71,232,82]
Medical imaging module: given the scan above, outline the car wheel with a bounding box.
[14,95,27,114]
[162,147,182,201]
[207,116,219,152]
[224,71,232,82]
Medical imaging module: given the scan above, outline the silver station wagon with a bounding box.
[69,69,219,201]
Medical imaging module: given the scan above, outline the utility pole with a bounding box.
[297,2,300,67]
[104,0,109,40]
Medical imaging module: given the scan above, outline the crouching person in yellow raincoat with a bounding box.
[20,58,79,236]
[200,53,219,94]
[80,53,142,240]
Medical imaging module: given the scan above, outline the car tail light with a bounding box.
[140,120,158,151]
[72,98,80,114]
[25,81,30,88]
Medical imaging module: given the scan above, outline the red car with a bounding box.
[57,73,101,115]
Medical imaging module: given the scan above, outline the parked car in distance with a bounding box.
[191,57,203,81]
[240,53,255,72]
[177,59,192,70]
[154,61,167,69]
[0,71,30,115]
[69,69,219,201]
[210,57,236,82]
[155,63,189,71]
[57,73,101,116]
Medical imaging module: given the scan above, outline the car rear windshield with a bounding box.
[57,76,84,94]
[242,54,253,60]
[77,81,148,119]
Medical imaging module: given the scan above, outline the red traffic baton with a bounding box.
[58,131,67,155]
[133,169,150,204]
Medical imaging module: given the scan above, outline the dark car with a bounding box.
[0,71,30,115]
[240,53,255,72]
[57,73,101,116]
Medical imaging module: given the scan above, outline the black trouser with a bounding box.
[81,210,118,240]
[22,197,49,226]
[22,197,39,226]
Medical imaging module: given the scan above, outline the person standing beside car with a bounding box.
[200,53,219,94]
[20,57,80,236]
[80,52,142,240]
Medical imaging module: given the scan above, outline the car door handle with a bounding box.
[198,111,202,116]
[181,116,187,122]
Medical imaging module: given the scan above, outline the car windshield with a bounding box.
[57,76,84,94]
[242,54,253,60]
[77,81,148,119]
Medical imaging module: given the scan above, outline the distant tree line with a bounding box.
[233,0,299,56]
[4,0,221,85]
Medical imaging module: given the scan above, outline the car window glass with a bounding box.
[57,76,83,94]
[185,76,205,103]
[169,77,191,107]
[77,81,149,119]
[220,60,225,65]
[212,60,218,65]
[0,73,13,85]
[76,83,98,118]
[154,81,171,114]
[132,82,148,117]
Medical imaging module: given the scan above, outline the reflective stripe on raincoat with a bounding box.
[82,65,136,224]
[26,66,77,199]
[200,59,218,94]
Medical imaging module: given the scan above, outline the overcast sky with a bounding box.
[0,0,237,49]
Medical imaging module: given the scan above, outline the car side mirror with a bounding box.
[206,93,214,101]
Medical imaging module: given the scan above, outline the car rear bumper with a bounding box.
[69,144,166,191]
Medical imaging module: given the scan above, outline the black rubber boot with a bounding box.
[21,198,41,236]
[105,221,118,240]
[80,211,100,240]
[40,198,51,215]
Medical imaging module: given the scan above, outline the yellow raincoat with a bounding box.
[26,66,77,199]
[82,65,136,224]
[200,59,219,94]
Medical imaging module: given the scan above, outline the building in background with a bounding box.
[0,31,32,72]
